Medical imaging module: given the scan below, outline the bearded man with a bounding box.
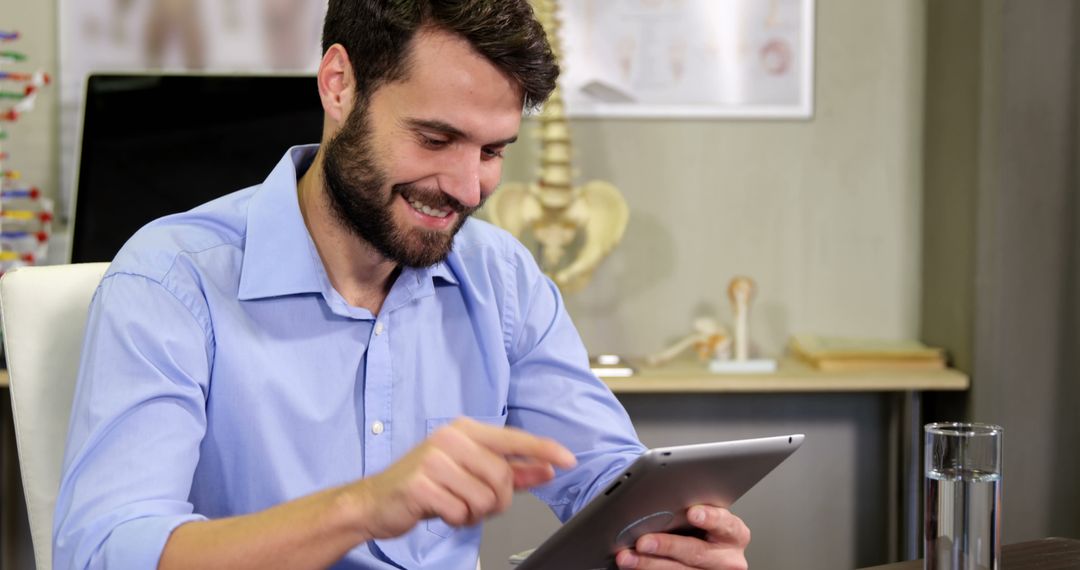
[54,2,751,569]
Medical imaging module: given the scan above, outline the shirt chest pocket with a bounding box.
[424,411,509,538]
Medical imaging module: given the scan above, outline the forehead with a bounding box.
[367,28,524,139]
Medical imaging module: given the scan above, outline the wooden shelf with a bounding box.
[600,358,969,394]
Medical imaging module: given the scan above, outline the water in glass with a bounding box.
[924,467,1001,570]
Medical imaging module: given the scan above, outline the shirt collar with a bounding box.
[381,262,458,312]
[238,145,324,300]
[238,145,459,302]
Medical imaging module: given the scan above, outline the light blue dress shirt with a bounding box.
[53,145,645,569]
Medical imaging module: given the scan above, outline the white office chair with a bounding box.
[0,263,487,570]
[0,262,109,570]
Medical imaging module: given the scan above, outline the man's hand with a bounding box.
[346,418,577,539]
[614,505,751,569]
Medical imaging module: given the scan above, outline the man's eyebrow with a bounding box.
[404,118,518,146]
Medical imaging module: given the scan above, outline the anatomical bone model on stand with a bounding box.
[709,276,777,373]
[646,276,777,374]
[485,0,629,292]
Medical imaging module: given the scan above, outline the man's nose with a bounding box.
[438,151,483,209]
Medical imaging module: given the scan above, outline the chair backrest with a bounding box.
[0,262,485,570]
[1,262,110,570]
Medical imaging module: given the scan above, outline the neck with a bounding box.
[297,149,399,313]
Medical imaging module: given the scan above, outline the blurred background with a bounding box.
[0,0,1077,568]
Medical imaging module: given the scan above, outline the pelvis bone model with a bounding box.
[484,0,629,293]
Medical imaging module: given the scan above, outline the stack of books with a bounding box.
[789,335,946,371]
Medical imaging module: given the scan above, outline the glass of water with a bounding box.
[924,422,1002,570]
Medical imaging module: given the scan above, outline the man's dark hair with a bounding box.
[322,0,559,110]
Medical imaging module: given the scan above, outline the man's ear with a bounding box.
[317,44,355,126]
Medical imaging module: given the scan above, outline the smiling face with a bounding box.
[322,27,525,268]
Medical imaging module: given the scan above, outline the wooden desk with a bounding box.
[859,537,1080,569]
[601,358,969,562]
[600,358,968,394]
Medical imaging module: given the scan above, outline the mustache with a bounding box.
[392,183,472,213]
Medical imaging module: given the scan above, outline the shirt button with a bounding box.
[371,420,385,435]
[374,322,385,336]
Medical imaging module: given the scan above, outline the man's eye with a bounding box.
[482,147,505,159]
[420,135,449,149]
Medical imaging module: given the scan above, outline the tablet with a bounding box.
[515,434,804,569]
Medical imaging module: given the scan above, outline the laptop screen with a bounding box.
[70,73,323,263]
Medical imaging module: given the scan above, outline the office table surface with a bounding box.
[860,537,1080,569]
[600,357,968,393]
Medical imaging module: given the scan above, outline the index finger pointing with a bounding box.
[450,418,577,469]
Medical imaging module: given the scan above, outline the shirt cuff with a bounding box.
[102,514,207,568]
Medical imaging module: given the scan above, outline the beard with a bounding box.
[322,104,477,268]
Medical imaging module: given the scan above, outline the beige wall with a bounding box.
[9,0,928,359]
[501,0,927,359]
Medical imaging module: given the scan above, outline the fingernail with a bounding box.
[690,506,706,524]
[639,537,657,554]
[619,551,639,568]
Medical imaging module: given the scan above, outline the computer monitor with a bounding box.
[70,73,324,263]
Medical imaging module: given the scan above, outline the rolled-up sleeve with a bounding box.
[54,271,212,569]
[501,243,647,522]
